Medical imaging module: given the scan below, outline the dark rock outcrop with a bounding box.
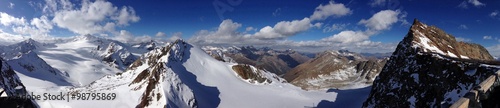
[363,19,499,107]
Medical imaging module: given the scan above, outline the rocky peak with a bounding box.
[407,19,493,60]
[363,19,500,107]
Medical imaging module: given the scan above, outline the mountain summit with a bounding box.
[363,19,499,107]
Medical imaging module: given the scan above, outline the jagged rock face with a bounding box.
[0,58,36,107]
[0,58,26,96]
[284,50,387,90]
[363,19,499,107]
[101,42,137,70]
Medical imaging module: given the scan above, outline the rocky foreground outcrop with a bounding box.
[363,19,500,107]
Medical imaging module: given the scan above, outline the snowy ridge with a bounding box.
[6,51,72,88]
[41,39,336,108]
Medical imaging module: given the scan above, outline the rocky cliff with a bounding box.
[363,19,500,107]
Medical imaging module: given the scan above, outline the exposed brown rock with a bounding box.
[409,19,493,60]
[232,64,271,84]
[284,50,387,90]
[363,19,500,107]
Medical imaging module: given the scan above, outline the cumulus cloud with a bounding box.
[468,0,485,7]
[52,0,140,35]
[113,30,134,43]
[310,1,351,21]
[483,36,492,40]
[0,13,53,39]
[189,19,247,45]
[490,10,499,17]
[458,0,485,8]
[156,32,166,37]
[321,31,369,43]
[245,27,255,32]
[369,0,386,7]
[358,10,400,31]
[8,2,15,9]
[252,18,314,39]
[318,10,402,45]
[0,12,27,26]
[189,9,404,53]
[169,32,182,41]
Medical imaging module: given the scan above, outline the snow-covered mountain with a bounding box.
[6,51,72,88]
[0,35,162,87]
[36,40,336,108]
[363,19,500,107]
[284,50,387,90]
[201,46,312,75]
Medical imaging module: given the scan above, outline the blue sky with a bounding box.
[0,0,499,54]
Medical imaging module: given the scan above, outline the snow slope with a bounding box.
[36,40,337,108]
[7,51,72,89]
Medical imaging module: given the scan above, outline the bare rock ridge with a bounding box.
[363,19,500,107]
[409,19,492,60]
[284,50,387,90]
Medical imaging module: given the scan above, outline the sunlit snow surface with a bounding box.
[34,41,338,108]
[36,39,123,86]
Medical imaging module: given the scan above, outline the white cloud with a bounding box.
[458,0,485,8]
[321,30,369,43]
[31,16,53,32]
[309,1,351,21]
[483,36,492,40]
[9,2,15,9]
[0,12,27,26]
[52,0,140,35]
[369,0,386,7]
[43,0,74,14]
[113,30,134,43]
[458,24,468,29]
[0,31,28,46]
[490,10,499,17]
[169,32,182,41]
[468,0,485,7]
[189,19,244,44]
[358,10,400,31]
[245,27,255,32]
[113,6,140,26]
[156,32,166,37]
[0,13,52,39]
[252,18,313,39]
